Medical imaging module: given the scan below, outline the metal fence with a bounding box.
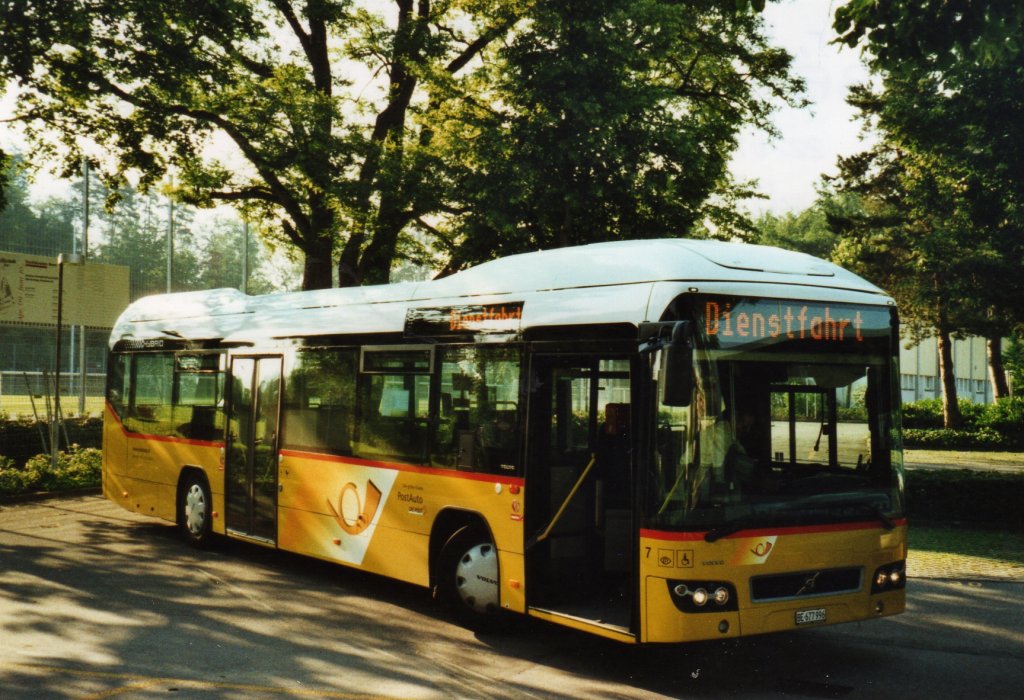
[0,371,107,419]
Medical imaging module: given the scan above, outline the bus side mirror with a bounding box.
[660,321,693,407]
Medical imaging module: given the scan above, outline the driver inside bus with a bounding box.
[694,401,757,503]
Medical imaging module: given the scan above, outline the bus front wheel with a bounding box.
[438,527,501,629]
[179,472,213,548]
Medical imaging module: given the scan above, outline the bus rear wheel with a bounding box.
[179,472,213,548]
[438,527,501,629]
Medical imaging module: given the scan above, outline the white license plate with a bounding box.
[795,608,826,625]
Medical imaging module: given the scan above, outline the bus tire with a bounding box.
[179,471,213,548]
[437,526,502,630]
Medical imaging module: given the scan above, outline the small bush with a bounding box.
[0,454,29,493]
[0,446,101,495]
[902,399,945,430]
[958,400,988,429]
[0,417,103,468]
[902,397,1024,449]
[837,405,868,422]
[903,427,1008,450]
[977,397,1024,437]
[903,397,988,430]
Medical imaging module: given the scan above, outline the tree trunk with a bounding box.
[937,328,963,429]
[988,336,1010,400]
[301,236,335,290]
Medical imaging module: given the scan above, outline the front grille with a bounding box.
[750,567,862,602]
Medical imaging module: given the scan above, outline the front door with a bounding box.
[526,354,635,633]
[225,356,282,542]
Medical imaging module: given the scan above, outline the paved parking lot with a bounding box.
[2,494,1022,699]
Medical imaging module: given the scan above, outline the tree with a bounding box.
[834,1,1024,74]
[752,199,848,259]
[0,1,583,289]
[194,216,276,295]
[2,1,802,289]
[0,155,76,257]
[825,138,1007,428]
[831,0,1024,414]
[1005,332,1024,396]
[0,1,518,289]
[430,0,804,269]
[91,184,201,299]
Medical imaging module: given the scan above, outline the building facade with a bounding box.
[899,335,1005,405]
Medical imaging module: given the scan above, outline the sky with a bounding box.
[732,0,873,216]
[1,0,871,218]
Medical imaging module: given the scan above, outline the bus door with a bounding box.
[225,355,282,543]
[525,354,635,635]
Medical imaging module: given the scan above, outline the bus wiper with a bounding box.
[704,514,768,543]
[783,496,897,531]
[704,494,896,543]
[856,503,896,530]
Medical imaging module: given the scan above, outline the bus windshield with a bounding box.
[647,296,904,533]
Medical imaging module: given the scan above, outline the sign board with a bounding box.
[0,252,130,327]
[696,296,892,352]
[405,302,524,339]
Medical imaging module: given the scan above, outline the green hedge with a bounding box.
[0,417,103,467]
[0,445,102,495]
[903,427,1010,450]
[902,397,1024,450]
[905,468,1024,531]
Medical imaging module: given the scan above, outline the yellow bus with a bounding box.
[102,239,906,643]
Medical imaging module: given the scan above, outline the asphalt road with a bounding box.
[1,495,1022,699]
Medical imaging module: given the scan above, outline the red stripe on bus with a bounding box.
[640,518,908,541]
[105,401,224,449]
[279,448,525,486]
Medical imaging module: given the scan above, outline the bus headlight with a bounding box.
[871,561,906,594]
[668,580,738,613]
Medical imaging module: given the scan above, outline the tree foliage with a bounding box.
[827,0,1024,425]
[1,1,803,289]
[0,155,277,299]
[752,198,847,260]
[432,0,804,270]
[0,156,76,257]
[834,0,1024,73]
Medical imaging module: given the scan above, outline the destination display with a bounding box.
[697,297,892,350]
[405,302,524,339]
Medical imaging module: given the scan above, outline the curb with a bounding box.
[0,486,102,506]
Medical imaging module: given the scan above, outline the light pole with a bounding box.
[79,158,90,414]
[242,219,249,294]
[51,252,83,469]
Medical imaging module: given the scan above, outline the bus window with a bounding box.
[172,354,225,440]
[107,353,129,419]
[125,353,175,435]
[432,346,521,474]
[355,348,432,463]
[282,348,358,455]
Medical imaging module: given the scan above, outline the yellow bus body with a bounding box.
[639,524,906,643]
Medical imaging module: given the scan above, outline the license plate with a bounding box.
[795,608,826,625]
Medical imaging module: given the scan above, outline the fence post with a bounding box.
[23,372,48,453]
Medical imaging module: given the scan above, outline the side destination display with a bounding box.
[405,302,524,339]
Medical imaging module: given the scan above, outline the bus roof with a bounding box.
[110,238,891,347]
